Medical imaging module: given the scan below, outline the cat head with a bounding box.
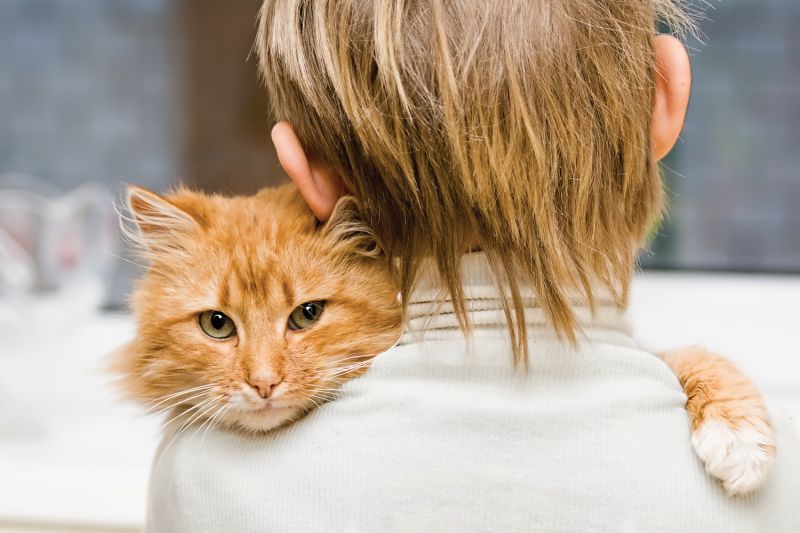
[112,183,403,432]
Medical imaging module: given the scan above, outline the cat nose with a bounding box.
[247,372,284,399]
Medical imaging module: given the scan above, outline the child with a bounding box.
[146,1,800,531]
[261,0,691,362]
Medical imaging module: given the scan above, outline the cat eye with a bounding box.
[288,301,325,331]
[198,310,237,339]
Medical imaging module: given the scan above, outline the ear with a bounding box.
[651,35,692,160]
[271,121,345,221]
[125,186,200,253]
[324,196,382,258]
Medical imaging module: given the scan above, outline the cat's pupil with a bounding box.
[210,312,226,330]
[287,301,326,331]
[302,303,317,320]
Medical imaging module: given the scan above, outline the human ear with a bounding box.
[271,121,345,221]
[651,35,692,161]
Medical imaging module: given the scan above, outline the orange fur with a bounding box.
[111,183,402,433]
[661,347,775,494]
[661,348,771,435]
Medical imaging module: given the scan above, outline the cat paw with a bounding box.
[691,418,775,496]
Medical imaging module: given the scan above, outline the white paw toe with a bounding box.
[691,419,774,496]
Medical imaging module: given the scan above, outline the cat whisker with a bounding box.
[108,251,147,270]
[144,387,215,415]
[316,357,372,368]
[324,360,373,372]
[141,386,200,406]
[295,388,344,409]
[306,395,324,411]
[312,395,339,405]
[147,392,217,418]
[201,404,230,442]
[184,401,219,433]
[309,389,350,401]
[174,396,222,436]
[316,353,383,369]
[324,360,374,378]
[196,407,228,445]
[311,388,341,398]
[142,384,214,408]
[290,390,328,408]
[197,403,230,444]
[312,386,349,393]
[334,356,379,367]
[162,397,224,454]
[157,401,216,458]
[325,370,367,379]
[161,396,215,429]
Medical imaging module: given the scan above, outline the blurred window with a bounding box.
[645,1,800,272]
[0,1,797,308]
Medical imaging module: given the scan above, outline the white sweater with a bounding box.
[147,254,800,532]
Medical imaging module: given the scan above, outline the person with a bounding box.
[146,1,800,531]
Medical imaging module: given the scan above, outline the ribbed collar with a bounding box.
[400,252,635,347]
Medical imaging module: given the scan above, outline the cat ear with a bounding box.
[124,186,201,254]
[323,196,383,258]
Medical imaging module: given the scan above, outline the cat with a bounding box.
[111,183,774,496]
[112,184,403,434]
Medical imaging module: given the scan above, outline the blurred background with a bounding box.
[0,1,797,531]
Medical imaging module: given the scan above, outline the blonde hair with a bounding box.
[256,0,694,365]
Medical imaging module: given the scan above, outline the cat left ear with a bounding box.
[125,186,200,254]
[323,196,382,258]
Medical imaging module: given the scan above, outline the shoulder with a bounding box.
[147,338,800,532]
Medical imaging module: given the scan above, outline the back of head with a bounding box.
[256,0,694,364]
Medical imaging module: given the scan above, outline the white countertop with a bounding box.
[1,272,798,532]
[629,272,800,414]
[0,311,158,532]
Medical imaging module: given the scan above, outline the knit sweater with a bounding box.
[147,254,800,532]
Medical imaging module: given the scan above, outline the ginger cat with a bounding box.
[112,183,774,496]
[113,184,403,433]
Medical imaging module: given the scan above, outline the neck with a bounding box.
[401,251,632,345]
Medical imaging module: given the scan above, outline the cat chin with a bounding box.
[227,405,303,433]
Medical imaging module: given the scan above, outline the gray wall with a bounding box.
[0,1,797,307]
[0,0,182,192]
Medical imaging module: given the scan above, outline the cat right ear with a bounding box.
[124,186,200,255]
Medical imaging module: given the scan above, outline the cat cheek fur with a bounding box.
[110,321,229,404]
